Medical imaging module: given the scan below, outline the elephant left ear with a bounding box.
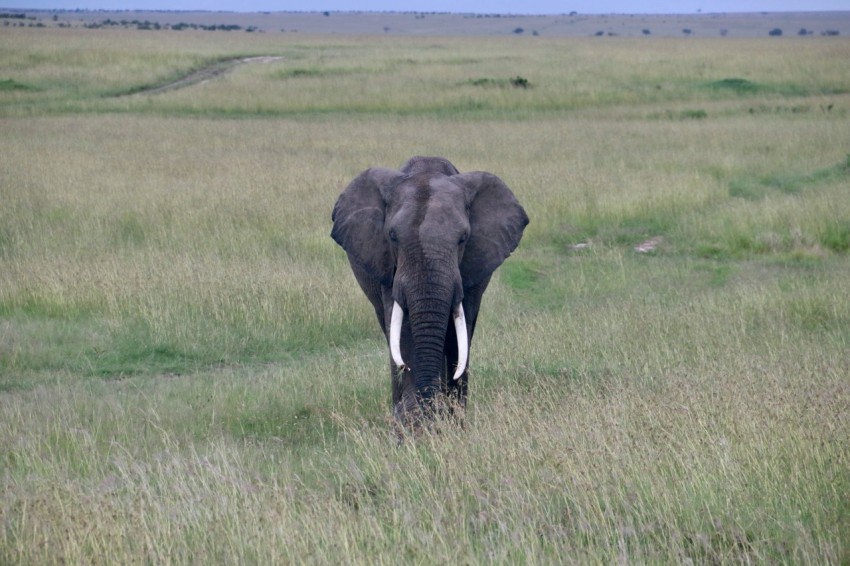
[331,168,402,286]
[451,172,529,288]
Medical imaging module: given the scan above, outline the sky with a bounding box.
[5,0,848,14]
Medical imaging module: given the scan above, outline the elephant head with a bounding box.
[331,156,528,423]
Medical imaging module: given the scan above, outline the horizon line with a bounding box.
[4,7,850,16]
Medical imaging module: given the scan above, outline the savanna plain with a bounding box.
[1,25,849,564]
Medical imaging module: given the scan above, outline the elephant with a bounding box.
[331,156,529,425]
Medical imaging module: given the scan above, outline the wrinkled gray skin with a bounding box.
[331,156,529,425]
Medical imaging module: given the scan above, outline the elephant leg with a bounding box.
[442,339,467,409]
[445,368,469,416]
[391,359,418,417]
[442,276,489,413]
[441,329,469,422]
[383,288,422,422]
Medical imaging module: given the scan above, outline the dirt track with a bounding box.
[133,56,283,96]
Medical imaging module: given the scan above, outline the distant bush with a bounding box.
[769,28,783,36]
[682,28,692,35]
[821,30,840,36]
[513,27,524,34]
[510,76,530,88]
[642,29,651,35]
[467,76,531,89]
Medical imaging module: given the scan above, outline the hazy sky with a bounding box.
[7,1,849,14]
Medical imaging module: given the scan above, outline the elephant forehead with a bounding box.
[423,191,465,221]
[392,179,466,223]
[428,177,465,198]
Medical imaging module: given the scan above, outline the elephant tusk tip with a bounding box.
[389,301,406,370]
[453,304,468,381]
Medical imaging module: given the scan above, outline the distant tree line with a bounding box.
[1,11,843,37]
[83,18,259,32]
[591,25,841,37]
[0,13,260,32]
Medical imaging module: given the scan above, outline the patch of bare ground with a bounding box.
[127,56,283,96]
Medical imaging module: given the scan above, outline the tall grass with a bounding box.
[1,28,849,563]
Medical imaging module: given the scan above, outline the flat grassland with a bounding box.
[1,25,849,563]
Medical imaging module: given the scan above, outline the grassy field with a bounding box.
[2,27,850,563]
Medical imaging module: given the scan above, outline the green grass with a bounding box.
[1,27,849,563]
[0,78,38,91]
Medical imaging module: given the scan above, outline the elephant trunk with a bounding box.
[405,280,458,403]
[389,299,467,380]
[409,304,450,401]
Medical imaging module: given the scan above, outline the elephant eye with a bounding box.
[458,231,469,245]
[388,228,398,243]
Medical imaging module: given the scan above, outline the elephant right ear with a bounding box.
[331,168,402,286]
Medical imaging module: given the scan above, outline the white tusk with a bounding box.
[452,304,468,380]
[389,301,405,370]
